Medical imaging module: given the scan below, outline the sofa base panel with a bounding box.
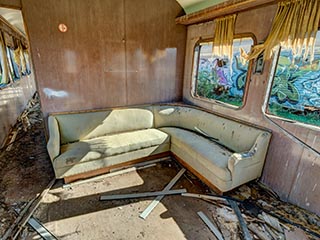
[64,151,171,183]
[171,153,223,195]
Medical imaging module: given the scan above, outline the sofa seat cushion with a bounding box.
[54,128,170,169]
[159,127,233,181]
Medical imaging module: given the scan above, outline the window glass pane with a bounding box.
[9,47,20,80]
[23,50,31,75]
[268,31,320,127]
[194,37,253,107]
[6,46,14,82]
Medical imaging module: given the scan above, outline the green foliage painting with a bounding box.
[268,32,320,127]
[195,38,253,107]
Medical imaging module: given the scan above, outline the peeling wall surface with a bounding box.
[183,4,320,215]
[0,74,36,145]
[21,0,186,117]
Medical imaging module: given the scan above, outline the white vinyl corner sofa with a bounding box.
[47,104,271,193]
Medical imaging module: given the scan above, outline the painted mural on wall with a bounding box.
[195,37,253,107]
[268,32,320,127]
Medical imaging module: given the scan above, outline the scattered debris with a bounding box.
[248,223,272,240]
[5,129,20,151]
[4,179,56,240]
[197,211,224,240]
[212,207,239,240]
[1,199,36,240]
[258,211,283,233]
[1,92,42,152]
[228,199,253,240]
[100,189,187,201]
[139,168,186,219]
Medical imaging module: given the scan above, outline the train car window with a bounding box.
[5,46,15,82]
[267,31,320,127]
[23,50,31,75]
[0,39,6,87]
[192,37,254,107]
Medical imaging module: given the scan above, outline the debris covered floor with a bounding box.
[0,99,319,240]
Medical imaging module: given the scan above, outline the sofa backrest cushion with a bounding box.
[53,108,154,144]
[153,105,266,152]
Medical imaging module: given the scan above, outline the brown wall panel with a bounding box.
[183,4,320,214]
[22,0,127,116]
[0,75,36,145]
[125,0,186,105]
[22,0,186,117]
[0,0,21,9]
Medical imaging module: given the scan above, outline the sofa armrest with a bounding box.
[47,116,60,161]
[228,132,271,184]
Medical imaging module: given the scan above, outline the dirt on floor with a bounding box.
[0,96,319,240]
[0,94,54,238]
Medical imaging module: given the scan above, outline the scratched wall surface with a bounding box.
[0,1,37,146]
[21,0,186,117]
[183,4,320,215]
[0,74,36,145]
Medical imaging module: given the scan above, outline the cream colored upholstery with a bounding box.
[47,104,271,192]
[154,106,271,191]
[54,129,170,178]
[54,107,154,144]
[160,127,233,191]
[153,105,264,152]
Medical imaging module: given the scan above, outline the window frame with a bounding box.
[190,33,257,109]
[264,44,320,130]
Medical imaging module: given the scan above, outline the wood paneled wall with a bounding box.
[0,5,36,145]
[21,0,186,117]
[183,4,320,215]
[0,75,36,145]
[0,0,21,9]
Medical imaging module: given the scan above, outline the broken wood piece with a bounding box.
[6,129,19,151]
[248,223,272,240]
[262,210,320,239]
[284,228,309,240]
[12,179,56,240]
[228,199,253,240]
[100,189,187,201]
[1,197,38,240]
[139,168,186,219]
[27,217,57,240]
[258,212,283,233]
[264,224,283,240]
[197,211,224,240]
[181,193,228,203]
[63,163,157,188]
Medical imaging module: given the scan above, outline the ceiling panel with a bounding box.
[176,0,227,14]
[0,7,25,35]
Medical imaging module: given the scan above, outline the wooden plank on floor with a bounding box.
[28,217,57,240]
[100,189,186,201]
[228,200,252,240]
[197,211,224,240]
[139,168,186,220]
[181,193,227,203]
[12,179,56,240]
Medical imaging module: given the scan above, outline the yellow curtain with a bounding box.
[213,14,237,60]
[245,0,320,62]
[0,32,9,84]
